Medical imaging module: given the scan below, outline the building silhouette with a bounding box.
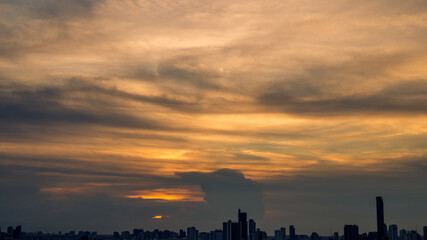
[187,227,198,240]
[239,209,248,240]
[223,220,239,240]
[388,225,398,240]
[377,197,386,240]
[249,219,256,240]
[275,228,286,240]
[344,225,359,240]
[212,230,224,240]
[290,226,296,240]
[422,226,427,240]
[276,228,286,240]
[311,232,320,240]
[333,232,340,240]
[399,230,407,240]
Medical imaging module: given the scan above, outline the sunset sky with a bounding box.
[1,0,427,235]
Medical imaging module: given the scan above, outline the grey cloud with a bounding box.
[177,169,265,222]
[258,80,427,116]
[0,162,207,232]
[128,53,226,91]
[1,0,103,20]
[0,80,170,130]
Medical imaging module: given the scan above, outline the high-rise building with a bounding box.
[377,197,386,240]
[406,231,420,240]
[311,233,320,240]
[423,226,427,240]
[187,227,199,240]
[399,230,406,240]
[290,226,296,240]
[344,225,359,240]
[239,209,248,240]
[249,220,256,240]
[13,226,21,240]
[7,227,13,236]
[224,220,240,240]
[282,228,287,240]
[212,230,224,240]
[275,229,286,240]
[334,232,340,240]
[238,209,248,240]
[388,225,398,240]
[200,232,210,240]
[256,229,262,240]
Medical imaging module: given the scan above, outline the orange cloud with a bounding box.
[124,188,205,202]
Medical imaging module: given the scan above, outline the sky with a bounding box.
[1,0,427,235]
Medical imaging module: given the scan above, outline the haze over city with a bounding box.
[1,0,427,235]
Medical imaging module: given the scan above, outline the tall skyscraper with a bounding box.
[239,209,248,240]
[290,226,295,240]
[344,225,359,240]
[388,225,398,240]
[377,197,386,240]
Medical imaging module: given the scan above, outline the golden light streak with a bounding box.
[124,188,205,202]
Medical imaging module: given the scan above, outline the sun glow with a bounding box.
[124,188,205,202]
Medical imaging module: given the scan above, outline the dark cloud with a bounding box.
[0,162,206,232]
[0,80,173,130]
[258,80,427,116]
[1,0,103,20]
[177,169,265,221]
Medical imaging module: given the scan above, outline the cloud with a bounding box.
[177,169,265,221]
[0,79,176,130]
[1,0,103,20]
[258,80,427,116]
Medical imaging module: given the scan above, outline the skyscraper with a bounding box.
[239,209,248,240]
[423,227,427,240]
[388,225,398,240]
[249,220,256,240]
[275,228,286,240]
[344,225,359,240]
[290,226,295,240]
[187,227,199,240]
[377,197,386,240]
[399,230,406,240]
[224,220,239,240]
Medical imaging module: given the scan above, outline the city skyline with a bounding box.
[1,204,427,240]
[1,0,427,235]
[1,198,426,236]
